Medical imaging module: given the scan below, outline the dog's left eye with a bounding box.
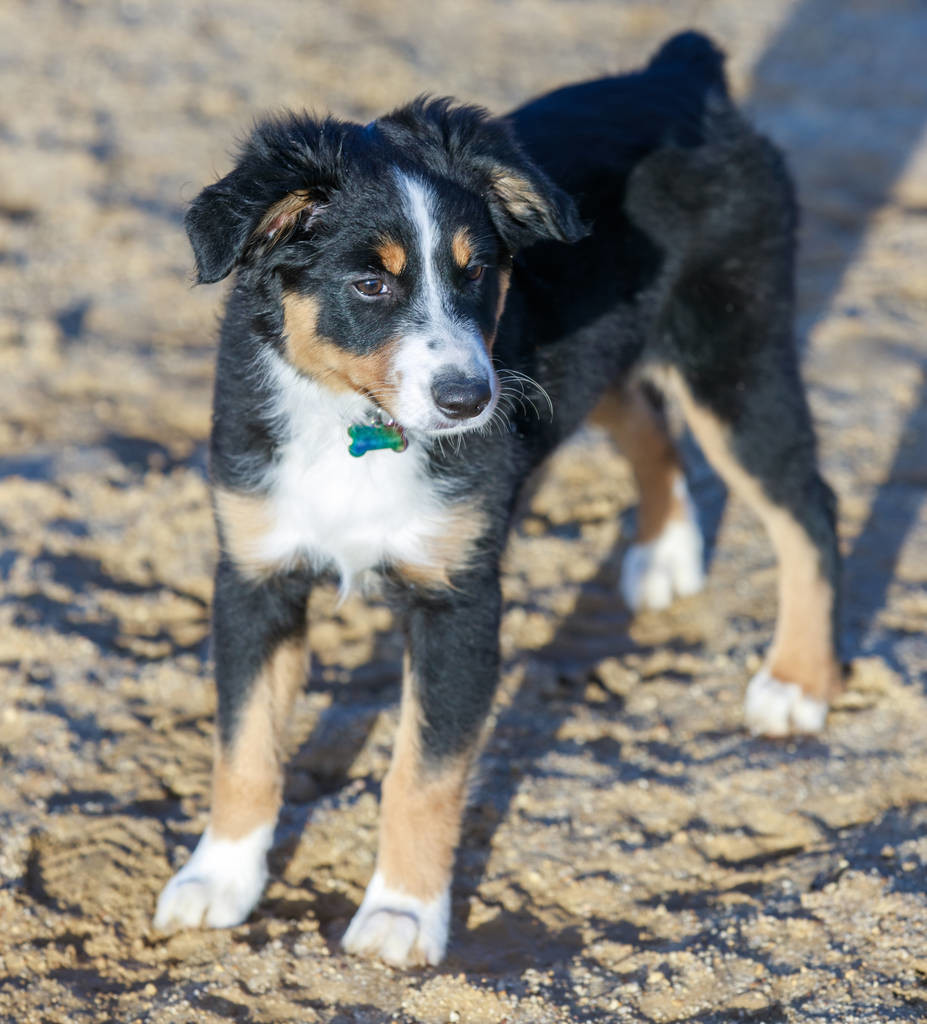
[353,278,389,297]
[464,264,484,282]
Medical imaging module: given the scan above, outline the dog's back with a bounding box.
[493,32,798,445]
[511,32,729,211]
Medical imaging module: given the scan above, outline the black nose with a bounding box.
[431,371,493,420]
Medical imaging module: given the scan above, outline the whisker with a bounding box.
[493,366,555,422]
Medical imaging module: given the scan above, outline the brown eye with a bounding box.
[464,264,484,282]
[353,277,389,297]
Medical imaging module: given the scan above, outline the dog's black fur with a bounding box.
[156,32,841,964]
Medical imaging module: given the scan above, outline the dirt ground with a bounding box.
[1,1,926,1021]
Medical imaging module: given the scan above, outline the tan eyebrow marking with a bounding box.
[451,227,473,269]
[376,238,407,276]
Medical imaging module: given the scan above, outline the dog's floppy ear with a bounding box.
[184,115,340,284]
[184,170,272,285]
[478,141,588,251]
[441,101,588,250]
[382,99,587,252]
[185,180,321,284]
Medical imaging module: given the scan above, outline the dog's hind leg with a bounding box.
[664,364,842,737]
[154,558,310,930]
[626,118,842,735]
[590,382,704,611]
[343,565,502,967]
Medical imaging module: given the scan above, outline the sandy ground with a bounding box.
[1,1,926,1021]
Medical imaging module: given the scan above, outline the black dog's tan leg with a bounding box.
[155,559,310,929]
[209,631,308,835]
[624,118,842,734]
[590,382,704,610]
[342,659,474,965]
[343,568,501,966]
[667,370,842,735]
[377,665,470,908]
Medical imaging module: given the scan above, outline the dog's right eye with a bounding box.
[353,278,389,298]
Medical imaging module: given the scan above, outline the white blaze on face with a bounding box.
[391,172,497,433]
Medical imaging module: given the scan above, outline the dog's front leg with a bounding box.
[343,568,501,967]
[155,558,310,930]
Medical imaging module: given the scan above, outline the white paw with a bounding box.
[342,869,450,967]
[621,480,704,612]
[745,668,828,737]
[154,823,273,931]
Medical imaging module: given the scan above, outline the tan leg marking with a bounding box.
[376,658,472,900]
[211,633,310,840]
[394,499,488,590]
[666,369,841,701]
[376,238,406,277]
[451,226,473,269]
[762,516,842,700]
[283,293,401,411]
[589,383,686,542]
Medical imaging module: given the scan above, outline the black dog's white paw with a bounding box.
[744,668,829,736]
[154,824,272,931]
[342,870,450,967]
[621,478,704,612]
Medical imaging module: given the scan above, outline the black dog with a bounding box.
[154,32,841,966]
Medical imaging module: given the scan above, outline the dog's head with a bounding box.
[185,99,585,436]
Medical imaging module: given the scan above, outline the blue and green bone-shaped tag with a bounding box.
[347,421,408,457]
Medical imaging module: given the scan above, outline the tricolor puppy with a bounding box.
[155,32,842,966]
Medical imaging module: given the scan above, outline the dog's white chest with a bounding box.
[257,359,446,585]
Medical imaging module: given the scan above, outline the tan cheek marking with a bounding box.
[589,384,685,543]
[214,486,282,580]
[283,292,401,412]
[211,635,310,839]
[376,238,406,277]
[394,499,489,589]
[283,293,352,394]
[451,227,473,269]
[376,657,473,899]
[664,367,841,701]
